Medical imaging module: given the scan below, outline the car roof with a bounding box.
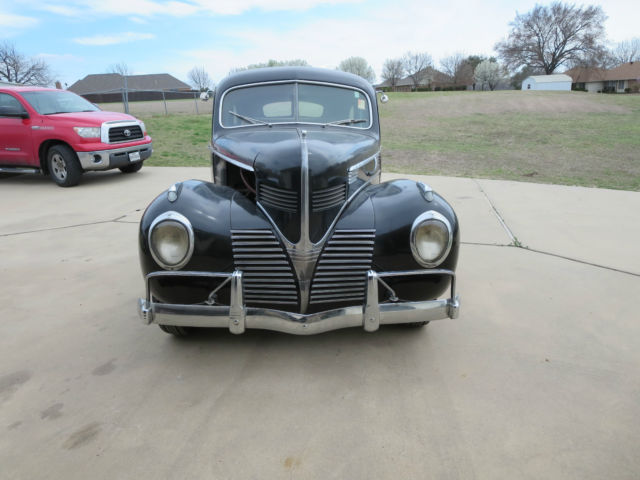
[216,67,376,96]
[0,86,61,93]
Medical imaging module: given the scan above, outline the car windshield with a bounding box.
[221,82,371,128]
[21,91,100,115]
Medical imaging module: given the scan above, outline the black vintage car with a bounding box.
[137,67,460,336]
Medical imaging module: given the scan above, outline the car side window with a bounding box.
[0,93,26,117]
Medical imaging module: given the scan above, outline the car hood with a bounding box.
[213,126,379,243]
[44,111,140,126]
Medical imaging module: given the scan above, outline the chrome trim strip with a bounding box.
[348,152,379,183]
[210,144,255,171]
[138,269,460,334]
[219,80,373,130]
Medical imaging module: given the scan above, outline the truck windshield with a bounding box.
[221,83,371,128]
[21,91,100,115]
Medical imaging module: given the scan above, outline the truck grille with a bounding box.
[312,184,347,212]
[310,229,375,305]
[231,230,299,306]
[258,184,298,213]
[108,125,143,143]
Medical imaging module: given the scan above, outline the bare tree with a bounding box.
[381,58,404,90]
[611,38,640,65]
[337,56,375,83]
[0,41,53,86]
[188,66,212,92]
[402,51,433,90]
[474,60,504,91]
[232,59,309,73]
[108,62,133,76]
[496,2,607,74]
[440,53,472,86]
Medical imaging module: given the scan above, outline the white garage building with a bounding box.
[521,74,572,91]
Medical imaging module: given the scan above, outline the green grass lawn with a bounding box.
[143,115,212,166]
[141,91,640,191]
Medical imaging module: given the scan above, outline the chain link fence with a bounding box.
[78,88,213,116]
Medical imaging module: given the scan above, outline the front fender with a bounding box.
[337,179,460,302]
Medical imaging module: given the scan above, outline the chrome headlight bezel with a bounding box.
[410,210,453,268]
[148,211,194,270]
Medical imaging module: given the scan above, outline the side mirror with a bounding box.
[0,105,29,118]
[375,90,389,104]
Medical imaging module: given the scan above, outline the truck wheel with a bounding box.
[159,324,190,337]
[119,162,143,174]
[47,145,82,187]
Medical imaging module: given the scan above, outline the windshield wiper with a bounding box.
[228,111,270,126]
[44,111,71,115]
[324,118,368,127]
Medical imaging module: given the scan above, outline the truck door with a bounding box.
[0,92,33,166]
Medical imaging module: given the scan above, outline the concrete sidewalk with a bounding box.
[1,168,639,479]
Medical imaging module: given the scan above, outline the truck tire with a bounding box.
[119,161,143,174]
[47,145,82,187]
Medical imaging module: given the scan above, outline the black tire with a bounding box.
[404,321,430,327]
[159,324,190,337]
[47,144,82,187]
[119,161,143,174]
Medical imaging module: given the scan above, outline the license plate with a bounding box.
[129,151,141,162]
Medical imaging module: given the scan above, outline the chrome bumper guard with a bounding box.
[138,269,460,335]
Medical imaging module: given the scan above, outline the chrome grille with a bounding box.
[258,184,299,213]
[312,184,347,212]
[231,230,298,306]
[309,229,375,305]
[108,125,143,143]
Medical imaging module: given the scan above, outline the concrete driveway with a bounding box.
[1,168,639,479]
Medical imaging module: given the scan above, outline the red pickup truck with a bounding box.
[0,86,152,187]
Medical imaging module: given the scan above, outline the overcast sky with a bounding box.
[1,0,638,88]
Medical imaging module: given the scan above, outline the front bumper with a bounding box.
[138,269,460,335]
[77,142,153,171]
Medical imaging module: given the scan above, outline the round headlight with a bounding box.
[149,212,194,270]
[410,211,453,268]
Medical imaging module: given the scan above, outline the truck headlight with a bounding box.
[149,212,194,270]
[138,121,146,135]
[410,211,453,268]
[73,126,101,138]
